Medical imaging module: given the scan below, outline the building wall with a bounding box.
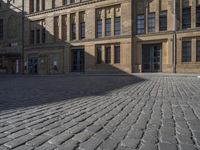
[1,0,200,74]
[25,0,133,74]
[134,0,200,73]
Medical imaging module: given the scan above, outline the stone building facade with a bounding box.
[0,0,23,74]
[0,0,200,74]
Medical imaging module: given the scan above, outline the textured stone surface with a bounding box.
[0,74,200,150]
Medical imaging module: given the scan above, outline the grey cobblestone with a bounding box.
[0,75,200,150]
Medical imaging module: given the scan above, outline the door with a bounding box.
[71,49,85,72]
[142,44,162,72]
[28,58,38,74]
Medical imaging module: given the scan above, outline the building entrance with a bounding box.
[71,49,85,72]
[28,58,38,74]
[142,44,162,72]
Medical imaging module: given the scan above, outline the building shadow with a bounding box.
[0,0,147,111]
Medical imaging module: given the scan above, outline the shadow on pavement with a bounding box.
[0,75,146,111]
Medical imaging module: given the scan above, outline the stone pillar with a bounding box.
[155,0,160,32]
[145,4,149,33]
[34,0,37,12]
[192,38,196,62]
[58,15,62,40]
[180,0,183,30]
[39,0,42,11]
[177,38,182,64]
[191,0,196,28]
[102,9,106,37]
[111,44,115,64]
[111,7,115,36]
[67,15,71,41]
[76,12,80,40]
[102,45,105,64]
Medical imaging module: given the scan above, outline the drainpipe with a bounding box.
[21,0,25,74]
[173,0,177,73]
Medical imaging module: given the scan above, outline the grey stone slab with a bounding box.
[79,137,102,150]
[121,138,140,149]
[4,134,35,149]
[26,135,51,147]
[158,143,177,150]
[48,131,73,145]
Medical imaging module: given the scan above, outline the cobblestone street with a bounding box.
[0,74,200,150]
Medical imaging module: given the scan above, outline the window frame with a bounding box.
[182,7,191,29]
[105,45,111,64]
[114,16,121,36]
[114,45,120,64]
[105,18,111,37]
[97,19,102,38]
[159,10,167,31]
[182,41,192,62]
[136,14,145,34]
[96,45,102,64]
[148,12,156,33]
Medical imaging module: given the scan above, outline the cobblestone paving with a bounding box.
[0,74,200,150]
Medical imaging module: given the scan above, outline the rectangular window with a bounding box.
[182,7,191,29]
[42,28,45,43]
[105,18,111,36]
[0,19,3,40]
[197,40,200,62]
[148,12,155,33]
[137,14,145,34]
[70,0,75,4]
[196,6,200,27]
[63,0,67,5]
[30,30,35,44]
[105,46,111,64]
[114,45,120,64]
[71,23,76,40]
[36,29,40,44]
[97,19,102,38]
[159,11,167,31]
[182,41,191,62]
[36,0,40,12]
[52,0,55,8]
[80,22,85,39]
[96,46,102,64]
[30,0,34,13]
[42,0,45,11]
[114,16,121,35]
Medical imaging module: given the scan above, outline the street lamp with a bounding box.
[8,0,24,74]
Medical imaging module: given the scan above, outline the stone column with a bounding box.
[58,15,62,40]
[111,44,115,64]
[111,7,115,36]
[177,38,182,64]
[192,38,196,62]
[102,9,106,37]
[191,0,196,28]
[102,45,105,64]
[179,0,183,30]
[155,0,160,32]
[39,0,42,11]
[76,12,80,40]
[34,0,37,12]
[67,15,71,41]
[145,4,149,33]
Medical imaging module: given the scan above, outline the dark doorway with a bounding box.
[71,48,85,72]
[142,44,162,72]
[28,57,38,74]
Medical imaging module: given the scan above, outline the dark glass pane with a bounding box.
[182,7,191,29]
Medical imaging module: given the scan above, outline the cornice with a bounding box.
[26,0,107,17]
